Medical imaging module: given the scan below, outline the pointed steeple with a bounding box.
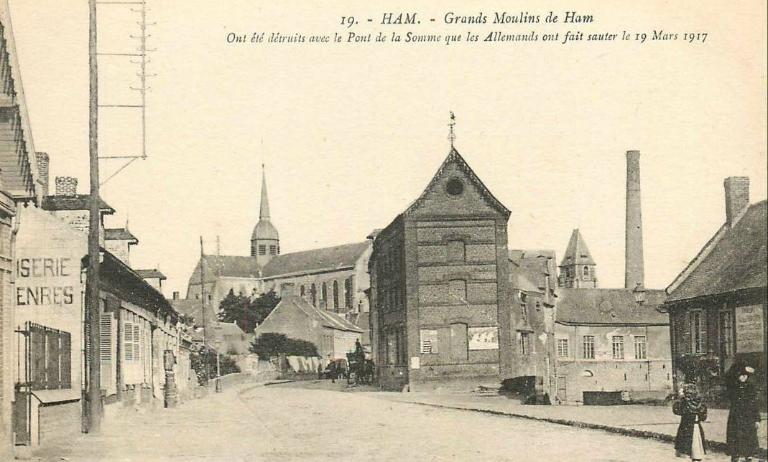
[259,163,270,220]
[251,164,279,263]
[558,229,598,288]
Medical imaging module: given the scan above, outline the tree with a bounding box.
[250,333,319,358]
[218,288,280,333]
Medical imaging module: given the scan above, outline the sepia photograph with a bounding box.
[0,0,765,460]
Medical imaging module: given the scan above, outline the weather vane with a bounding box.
[448,111,456,148]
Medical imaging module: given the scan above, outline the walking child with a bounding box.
[674,382,708,460]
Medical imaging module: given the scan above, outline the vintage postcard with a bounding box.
[0,0,765,460]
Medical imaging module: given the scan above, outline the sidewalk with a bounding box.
[379,391,768,457]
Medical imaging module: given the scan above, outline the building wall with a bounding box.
[13,206,87,445]
[371,219,408,390]
[372,158,513,391]
[508,288,557,398]
[255,299,316,353]
[0,198,14,452]
[554,323,672,403]
[104,240,130,266]
[668,291,767,409]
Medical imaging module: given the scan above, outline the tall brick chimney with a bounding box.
[55,176,78,196]
[724,177,749,225]
[624,150,644,290]
[36,152,49,196]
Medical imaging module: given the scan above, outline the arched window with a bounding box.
[583,266,590,277]
[321,282,328,309]
[332,280,339,312]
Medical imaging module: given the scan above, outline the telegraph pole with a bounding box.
[199,237,208,380]
[85,0,102,433]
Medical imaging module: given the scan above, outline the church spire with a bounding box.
[251,163,279,261]
[260,163,270,220]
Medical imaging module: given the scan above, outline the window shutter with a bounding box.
[133,324,141,362]
[124,321,133,361]
[47,330,60,388]
[100,313,112,361]
[60,332,72,388]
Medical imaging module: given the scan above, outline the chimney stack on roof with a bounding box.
[55,176,78,196]
[279,282,295,299]
[724,177,750,225]
[624,150,645,290]
[36,152,49,196]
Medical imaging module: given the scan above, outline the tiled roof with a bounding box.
[509,249,558,298]
[556,288,668,325]
[169,298,216,326]
[261,241,370,278]
[135,269,166,280]
[188,255,262,286]
[100,249,178,323]
[667,201,767,302]
[105,228,138,243]
[42,194,115,214]
[260,296,363,334]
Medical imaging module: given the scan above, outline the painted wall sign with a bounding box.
[735,304,765,353]
[468,326,498,350]
[16,257,77,306]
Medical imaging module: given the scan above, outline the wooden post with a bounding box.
[84,0,102,433]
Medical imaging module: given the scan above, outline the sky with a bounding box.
[7,0,767,296]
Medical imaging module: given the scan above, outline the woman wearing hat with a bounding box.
[726,364,761,461]
[673,382,708,460]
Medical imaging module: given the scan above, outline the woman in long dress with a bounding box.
[726,365,760,462]
[674,383,708,460]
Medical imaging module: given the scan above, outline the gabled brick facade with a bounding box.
[371,148,514,390]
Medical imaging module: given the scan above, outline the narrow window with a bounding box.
[269,245,277,255]
[583,335,595,359]
[612,336,624,359]
[321,282,328,309]
[557,338,569,358]
[583,266,590,277]
[634,335,647,360]
[344,277,354,308]
[310,283,316,306]
[519,332,531,355]
[690,310,706,354]
[332,280,339,312]
[300,285,306,297]
[719,309,733,357]
[258,244,266,256]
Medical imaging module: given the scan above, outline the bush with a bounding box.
[190,347,241,385]
[250,333,319,358]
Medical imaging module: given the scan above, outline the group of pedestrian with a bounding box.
[673,362,762,462]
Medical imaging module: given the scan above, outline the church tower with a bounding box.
[558,229,598,288]
[251,165,280,265]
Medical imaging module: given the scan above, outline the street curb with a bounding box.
[404,400,767,458]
